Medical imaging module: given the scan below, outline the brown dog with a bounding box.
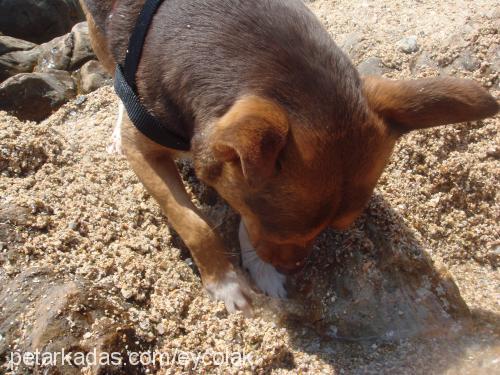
[79,0,498,315]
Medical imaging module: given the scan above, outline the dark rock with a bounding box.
[357,57,390,76]
[0,268,147,374]
[0,47,41,82]
[78,60,112,94]
[70,22,96,70]
[397,36,419,54]
[0,0,84,44]
[0,70,76,122]
[0,205,31,264]
[0,36,37,55]
[36,33,74,72]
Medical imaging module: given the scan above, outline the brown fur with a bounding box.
[79,1,116,74]
[79,0,498,310]
[363,76,499,133]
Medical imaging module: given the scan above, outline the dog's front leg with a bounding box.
[120,119,252,316]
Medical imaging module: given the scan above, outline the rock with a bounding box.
[36,23,96,73]
[340,32,365,59]
[0,70,76,122]
[79,60,112,94]
[490,46,500,73]
[0,0,84,44]
[70,22,96,70]
[0,268,147,374]
[357,57,390,76]
[410,52,438,73]
[0,47,41,82]
[491,57,500,74]
[452,49,481,72]
[0,204,31,262]
[397,36,419,54]
[36,33,74,72]
[0,36,37,55]
[282,196,470,341]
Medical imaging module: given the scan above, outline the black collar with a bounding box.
[114,0,191,151]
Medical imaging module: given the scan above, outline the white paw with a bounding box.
[205,270,252,317]
[239,220,287,299]
[107,101,124,155]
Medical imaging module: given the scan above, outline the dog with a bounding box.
[79,0,498,316]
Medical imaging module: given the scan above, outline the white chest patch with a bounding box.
[107,101,124,155]
[239,220,287,299]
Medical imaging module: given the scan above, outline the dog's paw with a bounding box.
[205,269,253,317]
[106,101,124,155]
[239,220,287,299]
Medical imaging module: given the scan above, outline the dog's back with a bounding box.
[83,0,364,140]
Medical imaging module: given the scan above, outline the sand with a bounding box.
[1,0,499,373]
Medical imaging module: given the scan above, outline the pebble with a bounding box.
[156,323,165,335]
[357,57,389,76]
[453,50,480,72]
[397,36,419,54]
[75,95,87,106]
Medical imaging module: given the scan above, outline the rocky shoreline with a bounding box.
[1,16,111,122]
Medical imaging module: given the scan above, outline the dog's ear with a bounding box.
[211,95,289,187]
[363,76,499,134]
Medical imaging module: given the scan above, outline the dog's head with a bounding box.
[197,77,498,274]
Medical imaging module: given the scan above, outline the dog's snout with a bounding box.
[257,241,311,275]
[275,262,306,275]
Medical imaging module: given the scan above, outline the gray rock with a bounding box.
[357,57,389,76]
[36,33,74,72]
[0,47,41,82]
[0,0,84,44]
[0,36,37,55]
[340,32,365,59]
[70,22,96,70]
[397,36,419,54]
[453,49,481,72]
[36,23,96,73]
[487,46,500,90]
[491,55,500,74]
[79,60,112,94]
[0,70,76,121]
[410,52,438,73]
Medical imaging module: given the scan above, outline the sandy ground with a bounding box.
[1,0,499,373]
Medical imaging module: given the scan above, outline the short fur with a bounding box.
[80,0,498,313]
